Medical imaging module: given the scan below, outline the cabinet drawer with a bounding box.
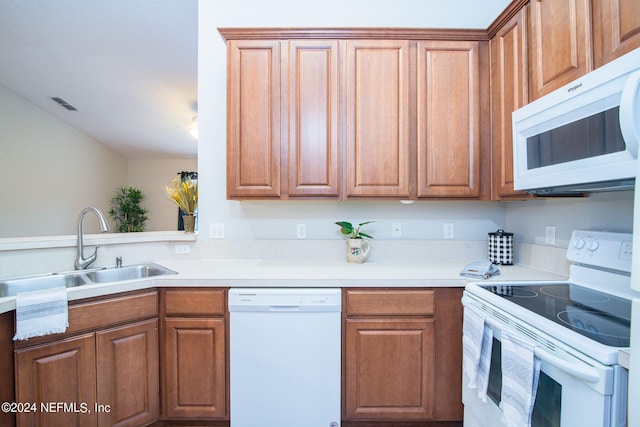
[163,289,226,316]
[14,290,158,348]
[345,289,435,316]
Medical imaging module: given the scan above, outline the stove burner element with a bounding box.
[557,306,630,347]
[485,285,538,298]
[540,284,610,303]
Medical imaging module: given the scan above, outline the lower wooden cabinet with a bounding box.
[96,319,159,427]
[12,285,464,426]
[162,317,226,419]
[16,333,97,427]
[14,291,159,427]
[345,318,436,419]
[161,289,228,421]
[343,288,463,423]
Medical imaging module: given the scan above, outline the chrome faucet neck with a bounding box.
[75,207,110,270]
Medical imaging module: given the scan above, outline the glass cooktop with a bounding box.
[480,283,631,347]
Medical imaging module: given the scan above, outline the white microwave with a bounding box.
[513,47,640,194]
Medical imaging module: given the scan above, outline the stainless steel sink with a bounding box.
[85,263,176,283]
[0,263,176,297]
[0,273,89,297]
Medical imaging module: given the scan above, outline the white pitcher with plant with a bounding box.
[335,221,374,263]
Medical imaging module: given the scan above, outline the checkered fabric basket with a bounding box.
[488,229,514,265]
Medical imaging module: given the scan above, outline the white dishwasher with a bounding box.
[229,288,341,427]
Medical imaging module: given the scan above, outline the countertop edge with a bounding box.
[0,258,568,315]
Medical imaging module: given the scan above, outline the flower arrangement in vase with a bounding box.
[165,176,198,232]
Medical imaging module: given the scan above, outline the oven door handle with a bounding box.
[482,316,601,383]
[533,346,600,383]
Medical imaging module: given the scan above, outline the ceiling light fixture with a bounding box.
[189,115,198,139]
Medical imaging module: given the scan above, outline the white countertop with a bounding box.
[0,258,567,314]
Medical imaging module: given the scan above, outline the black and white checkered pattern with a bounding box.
[488,229,513,265]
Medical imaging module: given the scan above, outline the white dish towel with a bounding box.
[500,329,541,427]
[462,305,493,400]
[13,286,69,341]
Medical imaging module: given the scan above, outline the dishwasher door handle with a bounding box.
[269,305,301,311]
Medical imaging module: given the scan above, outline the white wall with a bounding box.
[127,158,197,231]
[506,191,634,246]
[0,84,126,237]
[197,0,634,245]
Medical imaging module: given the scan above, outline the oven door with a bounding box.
[461,294,624,427]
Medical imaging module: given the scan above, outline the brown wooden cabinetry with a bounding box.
[226,40,282,198]
[490,7,532,200]
[343,288,463,423]
[161,289,228,420]
[416,40,485,198]
[226,38,339,199]
[344,40,411,198]
[16,334,97,427]
[287,40,341,197]
[96,319,159,427]
[592,0,640,67]
[14,291,159,427]
[222,29,491,201]
[528,0,593,100]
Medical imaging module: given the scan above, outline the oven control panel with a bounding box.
[567,230,632,273]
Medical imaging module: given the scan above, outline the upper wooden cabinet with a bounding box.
[226,40,282,198]
[490,7,532,200]
[344,40,411,198]
[222,29,490,200]
[528,0,593,100]
[226,38,340,199]
[592,0,640,67]
[416,41,484,198]
[287,40,340,197]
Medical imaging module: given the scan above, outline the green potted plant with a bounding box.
[109,186,148,232]
[165,176,198,233]
[335,221,374,263]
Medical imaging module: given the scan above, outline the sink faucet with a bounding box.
[75,207,110,270]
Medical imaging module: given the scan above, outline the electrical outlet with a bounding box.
[392,222,402,238]
[297,224,306,239]
[545,225,556,245]
[210,223,225,239]
[174,244,191,255]
[444,223,455,239]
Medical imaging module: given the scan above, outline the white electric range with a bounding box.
[462,230,636,427]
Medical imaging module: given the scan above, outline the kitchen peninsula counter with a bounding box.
[0,257,567,314]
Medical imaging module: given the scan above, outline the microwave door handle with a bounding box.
[482,316,601,383]
[620,69,640,158]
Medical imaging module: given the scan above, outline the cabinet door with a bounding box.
[593,0,640,67]
[227,40,281,198]
[96,319,159,427]
[163,317,227,419]
[491,8,532,200]
[344,318,436,420]
[416,41,482,198]
[15,333,97,427]
[344,40,411,198]
[528,0,592,100]
[287,40,340,197]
